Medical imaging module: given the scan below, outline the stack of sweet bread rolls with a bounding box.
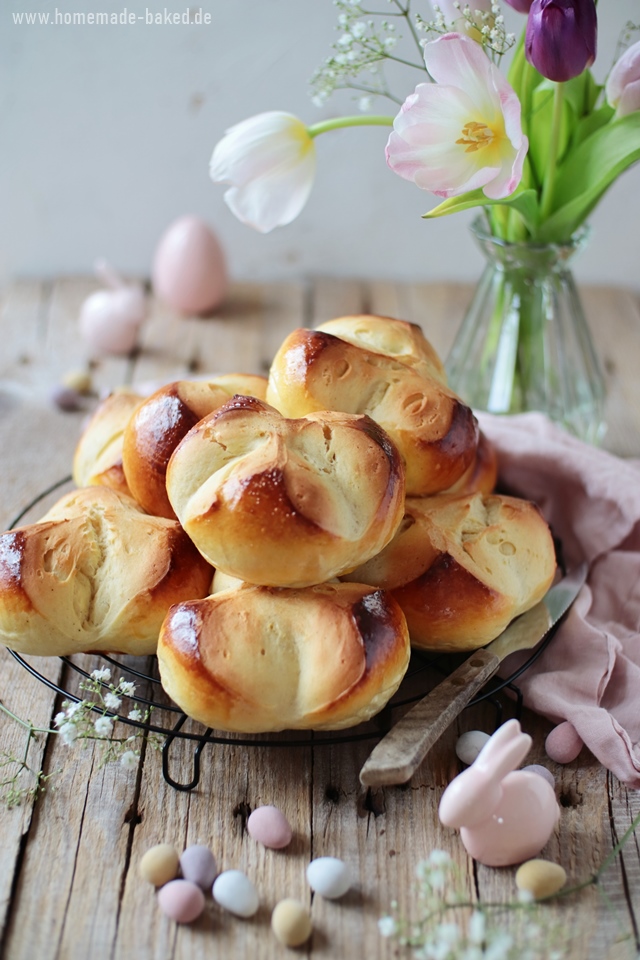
[0,315,556,733]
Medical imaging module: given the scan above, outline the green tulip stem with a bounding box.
[306,115,394,138]
[539,82,565,222]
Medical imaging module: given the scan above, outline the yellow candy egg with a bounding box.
[139,843,180,887]
[515,859,567,899]
[271,898,312,947]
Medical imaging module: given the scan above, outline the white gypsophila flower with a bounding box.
[484,930,514,960]
[91,668,111,682]
[59,722,78,745]
[359,96,373,111]
[378,916,397,938]
[517,889,535,904]
[468,911,486,945]
[65,701,83,718]
[54,712,66,727]
[104,692,122,711]
[428,849,452,866]
[460,947,483,960]
[127,708,143,722]
[118,681,136,697]
[120,750,138,770]
[428,869,446,891]
[94,716,113,737]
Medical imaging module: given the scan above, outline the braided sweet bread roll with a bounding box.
[343,492,556,652]
[122,373,268,518]
[166,396,405,587]
[73,390,143,497]
[266,315,479,496]
[0,486,212,657]
[157,582,411,732]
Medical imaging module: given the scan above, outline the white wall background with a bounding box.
[1,0,639,288]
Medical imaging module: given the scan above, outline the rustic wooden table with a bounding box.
[0,277,638,960]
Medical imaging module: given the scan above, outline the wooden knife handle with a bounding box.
[359,647,501,787]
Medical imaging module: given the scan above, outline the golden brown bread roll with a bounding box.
[0,486,212,657]
[157,582,411,732]
[73,390,143,496]
[444,430,498,496]
[343,492,556,652]
[166,395,406,587]
[122,373,268,518]
[266,316,478,496]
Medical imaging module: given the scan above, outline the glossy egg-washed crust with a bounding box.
[157,582,411,732]
[166,396,406,588]
[72,390,143,497]
[0,486,212,657]
[122,373,268,519]
[344,492,556,652]
[266,317,479,496]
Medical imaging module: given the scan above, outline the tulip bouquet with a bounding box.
[210,1,640,441]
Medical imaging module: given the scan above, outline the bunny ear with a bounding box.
[475,720,532,780]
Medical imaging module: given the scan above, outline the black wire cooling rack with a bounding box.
[5,476,560,792]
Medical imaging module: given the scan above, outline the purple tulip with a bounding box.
[526,0,597,83]
[503,0,533,12]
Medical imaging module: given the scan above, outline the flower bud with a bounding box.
[503,0,533,11]
[430,0,494,39]
[606,40,640,118]
[525,0,597,83]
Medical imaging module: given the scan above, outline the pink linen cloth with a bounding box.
[477,412,640,789]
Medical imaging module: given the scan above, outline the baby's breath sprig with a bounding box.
[0,667,162,807]
[416,3,516,62]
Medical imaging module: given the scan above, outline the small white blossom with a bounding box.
[91,668,111,682]
[118,681,136,697]
[468,911,486,944]
[59,722,78,745]
[517,888,535,904]
[378,916,397,938]
[128,708,143,722]
[65,702,83,718]
[94,716,113,737]
[428,850,452,866]
[120,750,138,770]
[104,692,122,711]
[485,931,514,960]
[54,712,66,727]
[351,20,366,37]
[358,95,372,111]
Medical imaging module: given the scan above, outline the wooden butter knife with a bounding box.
[359,562,588,788]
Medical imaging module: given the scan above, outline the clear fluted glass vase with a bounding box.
[446,216,606,445]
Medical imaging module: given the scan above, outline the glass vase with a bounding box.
[445,216,606,445]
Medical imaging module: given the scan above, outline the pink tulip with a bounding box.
[210,112,316,233]
[606,40,640,118]
[386,33,528,200]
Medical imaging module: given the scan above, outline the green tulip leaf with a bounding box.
[537,112,640,242]
[528,84,574,187]
[424,188,539,233]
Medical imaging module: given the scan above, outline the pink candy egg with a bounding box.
[79,285,146,357]
[247,805,293,849]
[152,216,228,316]
[545,721,584,764]
[522,764,556,788]
[157,879,205,923]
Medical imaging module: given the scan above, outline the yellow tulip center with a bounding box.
[457,121,496,153]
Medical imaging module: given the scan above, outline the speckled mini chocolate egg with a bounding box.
[306,857,352,899]
[515,859,567,899]
[271,899,312,947]
[180,844,217,889]
[212,870,259,917]
[456,730,491,765]
[157,879,205,923]
[545,721,584,764]
[139,843,180,886]
[247,805,293,849]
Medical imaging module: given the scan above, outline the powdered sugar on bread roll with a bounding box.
[344,492,556,652]
[0,486,212,657]
[166,396,405,587]
[157,582,410,732]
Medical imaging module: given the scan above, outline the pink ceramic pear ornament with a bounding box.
[79,259,147,356]
[152,216,228,316]
[438,719,560,867]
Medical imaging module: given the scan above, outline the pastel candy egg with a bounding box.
[522,764,555,788]
[79,286,146,356]
[271,899,312,947]
[545,721,583,764]
[139,843,180,886]
[247,805,293,849]
[456,730,491,765]
[180,844,217,889]
[152,216,228,316]
[306,857,352,899]
[157,879,205,923]
[515,859,567,899]
[212,870,259,917]
[62,370,92,394]
[51,385,82,412]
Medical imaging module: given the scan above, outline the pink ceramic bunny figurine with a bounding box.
[438,719,560,866]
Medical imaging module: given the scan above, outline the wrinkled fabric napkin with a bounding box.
[477,412,640,789]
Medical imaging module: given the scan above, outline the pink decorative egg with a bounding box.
[545,721,584,764]
[157,879,205,923]
[152,216,228,316]
[247,805,293,849]
[79,286,146,356]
